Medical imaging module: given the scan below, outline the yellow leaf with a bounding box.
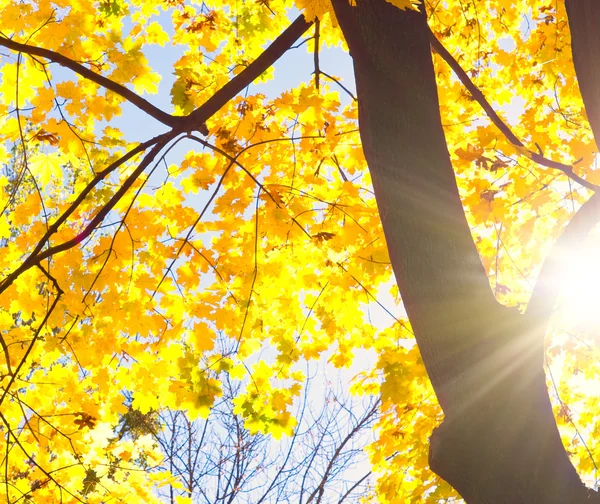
[146,21,169,46]
[192,322,215,352]
[28,152,63,186]
[0,216,10,240]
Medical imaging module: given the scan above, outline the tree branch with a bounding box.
[428,29,599,192]
[0,35,179,127]
[0,136,171,296]
[0,132,173,296]
[181,15,312,131]
[37,139,169,262]
[0,16,312,135]
[0,272,63,408]
[313,20,321,90]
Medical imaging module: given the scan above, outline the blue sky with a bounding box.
[118,13,356,143]
[108,13,403,331]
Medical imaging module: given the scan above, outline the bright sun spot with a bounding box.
[558,232,600,335]
[550,229,600,401]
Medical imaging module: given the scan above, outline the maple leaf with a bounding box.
[1,1,599,502]
[313,231,336,242]
[74,412,97,431]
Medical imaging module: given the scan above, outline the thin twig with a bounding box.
[320,71,356,101]
[314,20,321,90]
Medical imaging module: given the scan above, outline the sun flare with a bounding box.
[556,231,600,337]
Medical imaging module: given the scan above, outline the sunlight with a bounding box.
[557,230,600,336]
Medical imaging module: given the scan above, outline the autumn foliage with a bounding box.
[1,0,600,502]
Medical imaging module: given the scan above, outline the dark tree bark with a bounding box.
[565,0,600,143]
[331,0,600,502]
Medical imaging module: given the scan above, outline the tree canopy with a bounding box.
[2,0,600,502]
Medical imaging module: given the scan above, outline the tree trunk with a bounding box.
[331,1,600,501]
[565,0,600,145]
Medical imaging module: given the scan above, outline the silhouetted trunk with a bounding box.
[331,0,600,501]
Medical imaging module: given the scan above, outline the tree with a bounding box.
[331,0,600,501]
[151,358,379,503]
[1,0,600,502]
